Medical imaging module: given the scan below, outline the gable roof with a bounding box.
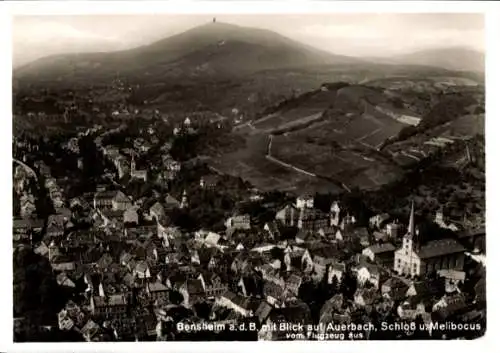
[150,202,165,215]
[164,194,181,208]
[255,301,273,324]
[148,281,168,292]
[417,238,465,259]
[355,287,379,305]
[437,269,466,282]
[13,218,45,229]
[365,243,396,254]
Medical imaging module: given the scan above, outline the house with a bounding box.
[123,206,139,225]
[353,263,389,289]
[317,226,336,240]
[330,201,341,226]
[164,194,181,210]
[199,175,219,189]
[237,276,262,297]
[354,287,380,307]
[295,230,312,244]
[406,278,445,301]
[134,261,151,279]
[327,262,346,285]
[353,227,371,247]
[263,221,281,241]
[258,305,311,341]
[397,297,431,321]
[381,277,409,302]
[81,320,101,342]
[296,195,314,209]
[362,243,396,265]
[204,274,228,298]
[394,203,465,278]
[147,281,169,302]
[263,280,286,306]
[204,231,221,247]
[56,272,76,289]
[179,279,205,307]
[94,190,132,211]
[216,291,257,317]
[149,202,165,222]
[432,293,468,319]
[373,231,389,243]
[275,204,299,227]
[340,214,357,231]
[297,208,330,231]
[437,269,466,293]
[90,294,128,320]
[255,301,273,326]
[386,222,400,238]
[284,273,303,297]
[51,255,76,272]
[13,218,44,238]
[157,224,181,247]
[58,301,86,332]
[334,229,344,241]
[369,213,390,229]
[434,208,460,232]
[309,246,341,280]
[20,199,37,218]
[96,253,113,270]
[225,214,251,230]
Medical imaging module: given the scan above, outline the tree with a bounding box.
[339,271,357,299]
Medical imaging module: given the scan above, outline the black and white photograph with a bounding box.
[5,0,492,346]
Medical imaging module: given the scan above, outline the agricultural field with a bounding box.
[211,79,484,195]
[271,134,402,190]
[383,113,485,167]
[208,133,343,194]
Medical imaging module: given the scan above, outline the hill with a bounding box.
[208,76,484,195]
[14,22,360,84]
[372,47,485,73]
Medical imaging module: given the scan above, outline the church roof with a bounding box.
[416,238,465,259]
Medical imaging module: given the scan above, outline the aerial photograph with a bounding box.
[11,12,485,342]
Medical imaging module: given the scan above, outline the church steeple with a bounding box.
[403,201,420,251]
[406,201,415,238]
[131,155,136,172]
[180,190,188,209]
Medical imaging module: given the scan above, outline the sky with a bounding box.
[12,13,485,67]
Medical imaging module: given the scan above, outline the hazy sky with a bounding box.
[12,13,484,67]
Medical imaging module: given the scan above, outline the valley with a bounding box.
[13,21,485,198]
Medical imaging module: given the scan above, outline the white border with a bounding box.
[1,1,498,353]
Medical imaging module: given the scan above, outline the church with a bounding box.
[394,202,466,278]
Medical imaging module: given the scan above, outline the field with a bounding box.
[208,79,484,195]
[271,133,402,190]
[383,114,485,167]
[208,133,344,194]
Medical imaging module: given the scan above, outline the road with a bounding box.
[265,134,352,193]
[13,158,38,182]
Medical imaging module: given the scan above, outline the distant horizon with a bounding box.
[12,14,484,68]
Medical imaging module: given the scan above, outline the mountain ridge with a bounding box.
[14,21,363,82]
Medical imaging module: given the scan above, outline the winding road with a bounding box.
[13,158,38,182]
